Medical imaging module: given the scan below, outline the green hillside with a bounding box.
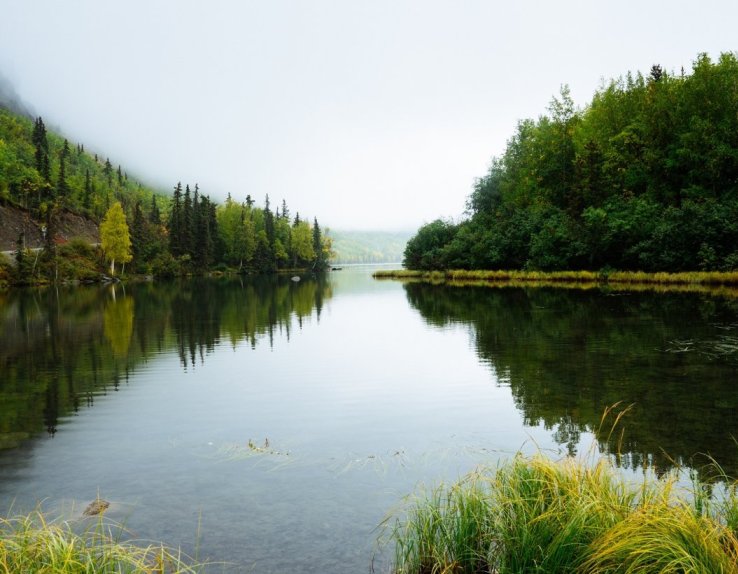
[0,105,166,222]
[330,229,411,264]
[0,101,332,285]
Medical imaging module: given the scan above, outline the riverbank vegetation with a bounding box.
[386,453,738,573]
[0,509,200,573]
[374,268,738,297]
[403,53,738,273]
[0,104,332,286]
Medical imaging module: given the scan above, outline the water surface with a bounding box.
[1,269,737,571]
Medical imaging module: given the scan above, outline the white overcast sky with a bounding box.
[1,1,736,230]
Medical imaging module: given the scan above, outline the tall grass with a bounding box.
[386,454,738,574]
[373,269,738,296]
[0,509,201,573]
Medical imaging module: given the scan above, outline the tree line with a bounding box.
[115,185,331,277]
[0,104,331,282]
[404,53,738,272]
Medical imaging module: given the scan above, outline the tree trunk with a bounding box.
[110,259,115,276]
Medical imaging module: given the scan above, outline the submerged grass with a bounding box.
[0,509,201,573]
[373,269,738,296]
[386,454,738,574]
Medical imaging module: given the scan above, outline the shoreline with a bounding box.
[373,268,738,297]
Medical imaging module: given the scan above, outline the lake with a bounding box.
[1,267,738,572]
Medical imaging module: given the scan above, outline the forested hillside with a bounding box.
[330,230,411,264]
[0,102,332,283]
[404,53,738,272]
[0,108,164,224]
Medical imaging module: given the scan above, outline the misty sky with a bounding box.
[1,1,737,231]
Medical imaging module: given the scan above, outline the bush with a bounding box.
[150,252,182,278]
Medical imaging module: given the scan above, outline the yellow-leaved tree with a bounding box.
[100,202,132,276]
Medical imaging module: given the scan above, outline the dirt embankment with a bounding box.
[0,203,99,252]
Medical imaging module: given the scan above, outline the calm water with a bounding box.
[1,268,738,572]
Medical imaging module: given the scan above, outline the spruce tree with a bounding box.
[312,217,324,269]
[56,152,69,202]
[103,158,113,185]
[169,182,184,256]
[192,185,201,259]
[131,200,146,265]
[183,184,194,257]
[264,194,275,247]
[150,195,161,224]
[32,117,51,182]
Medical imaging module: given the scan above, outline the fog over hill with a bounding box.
[329,229,412,264]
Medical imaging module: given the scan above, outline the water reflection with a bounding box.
[0,276,332,447]
[404,283,738,477]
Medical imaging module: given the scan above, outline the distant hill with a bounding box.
[329,230,411,264]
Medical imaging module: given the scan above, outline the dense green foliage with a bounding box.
[0,104,332,282]
[0,108,164,222]
[405,53,738,272]
[388,454,738,574]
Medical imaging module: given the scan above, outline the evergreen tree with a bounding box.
[32,117,51,182]
[117,165,123,186]
[264,194,275,247]
[149,195,161,224]
[56,150,69,201]
[281,199,290,221]
[194,194,215,267]
[312,217,326,270]
[131,200,146,262]
[103,158,113,185]
[192,184,201,258]
[183,184,194,257]
[169,182,184,256]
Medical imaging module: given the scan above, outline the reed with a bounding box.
[373,269,738,293]
[386,454,738,574]
[0,509,201,574]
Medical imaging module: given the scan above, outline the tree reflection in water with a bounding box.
[404,282,738,479]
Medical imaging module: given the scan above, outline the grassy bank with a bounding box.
[0,509,201,573]
[385,454,738,574]
[373,269,738,296]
